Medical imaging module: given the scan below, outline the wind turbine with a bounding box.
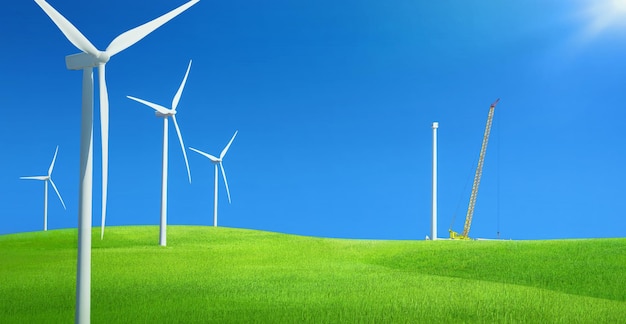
[189,131,238,227]
[126,60,193,247]
[34,1,200,322]
[20,146,67,231]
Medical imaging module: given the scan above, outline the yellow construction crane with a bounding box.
[449,98,500,240]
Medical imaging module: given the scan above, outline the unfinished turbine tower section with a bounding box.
[431,122,438,240]
[449,98,499,240]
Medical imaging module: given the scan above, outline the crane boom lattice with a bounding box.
[450,98,499,240]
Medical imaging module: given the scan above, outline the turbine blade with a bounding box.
[220,163,231,204]
[105,0,200,57]
[189,147,219,163]
[172,116,192,183]
[48,145,59,176]
[49,179,67,210]
[20,176,48,180]
[99,64,109,240]
[220,130,238,160]
[172,60,192,110]
[126,96,171,115]
[34,0,100,56]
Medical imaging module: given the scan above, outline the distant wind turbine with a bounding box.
[127,60,193,247]
[34,0,200,322]
[189,131,238,227]
[20,146,66,231]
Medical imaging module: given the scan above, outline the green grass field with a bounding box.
[1,226,625,323]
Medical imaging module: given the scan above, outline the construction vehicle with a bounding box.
[449,98,499,240]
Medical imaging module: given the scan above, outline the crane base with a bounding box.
[449,229,471,240]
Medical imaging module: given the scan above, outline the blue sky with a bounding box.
[1,0,625,240]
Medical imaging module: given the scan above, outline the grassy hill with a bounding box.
[0,226,624,323]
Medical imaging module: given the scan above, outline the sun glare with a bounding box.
[582,0,626,38]
[612,0,626,11]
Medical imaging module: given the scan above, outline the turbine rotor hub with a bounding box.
[96,52,110,63]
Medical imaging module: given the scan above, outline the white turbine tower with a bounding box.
[20,146,67,231]
[126,60,193,247]
[35,1,200,322]
[431,122,438,240]
[189,131,238,227]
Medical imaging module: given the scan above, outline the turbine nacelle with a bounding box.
[65,52,102,70]
[66,51,111,68]
[155,110,176,118]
